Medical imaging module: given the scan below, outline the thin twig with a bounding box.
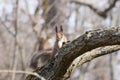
[71,0,118,18]
[0,70,46,80]
[11,0,20,80]
[0,20,15,37]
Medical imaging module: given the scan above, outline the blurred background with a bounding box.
[0,0,120,80]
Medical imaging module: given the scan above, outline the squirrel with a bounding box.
[30,25,67,69]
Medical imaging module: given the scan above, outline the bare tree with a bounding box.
[0,0,119,80]
[71,0,118,18]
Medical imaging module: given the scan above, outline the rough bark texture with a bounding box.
[64,45,120,79]
[26,26,120,80]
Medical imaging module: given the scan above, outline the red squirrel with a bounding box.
[30,25,67,69]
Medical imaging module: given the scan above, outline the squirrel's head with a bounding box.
[55,25,63,40]
[55,25,67,48]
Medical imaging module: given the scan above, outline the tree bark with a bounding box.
[64,45,120,79]
[26,26,120,80]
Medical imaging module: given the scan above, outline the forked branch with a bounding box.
[64,45,120,79]
[26,26,120,80]
[71,0,118,18]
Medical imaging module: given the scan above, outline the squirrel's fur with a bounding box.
[30,25,67,69]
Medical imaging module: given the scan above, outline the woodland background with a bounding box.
[0,0,120,80]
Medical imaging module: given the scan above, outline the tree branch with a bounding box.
[0,20,15,37]
[70,0,118,18]
[11,0,20,80]
[26,26,120,80]
[64,45,120,79]
[0,70,45,80]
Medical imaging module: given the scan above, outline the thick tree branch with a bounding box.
[71,0,118,18]
[64,45,120,79]
[26,26,120,80]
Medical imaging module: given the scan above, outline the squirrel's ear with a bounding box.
[55,26,58,33]
[60,25,63,32]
